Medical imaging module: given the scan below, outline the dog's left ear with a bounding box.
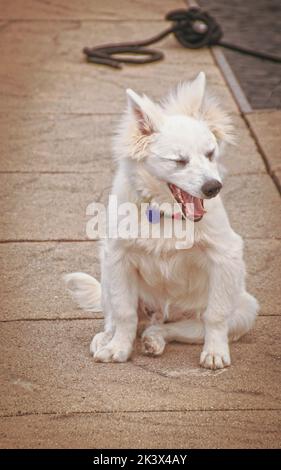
[188,71,206,111]
[126,88,163,136]
[201,96,235,144]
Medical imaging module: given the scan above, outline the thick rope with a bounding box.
[83,7,281,69]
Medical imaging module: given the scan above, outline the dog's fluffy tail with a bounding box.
[64,272,102,312]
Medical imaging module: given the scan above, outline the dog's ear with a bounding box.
[201,95,235,144]
[126,88,163,136]
[188,71,206,110]
[162,71,206,115]
[207,113,234,144]
[191,73,234,143]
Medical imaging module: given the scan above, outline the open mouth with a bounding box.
[168,183,205,222]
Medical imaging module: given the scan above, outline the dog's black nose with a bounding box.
[201,179,222,198]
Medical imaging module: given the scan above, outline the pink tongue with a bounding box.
[168,183,205,220]
[180,190,205,219]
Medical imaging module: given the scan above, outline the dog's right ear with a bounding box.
[126,88,163,136]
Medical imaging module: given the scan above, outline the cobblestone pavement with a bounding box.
[0,0,280,449]
[200,0,281,109]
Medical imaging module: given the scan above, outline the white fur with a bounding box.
[64,272,101,312]
[65,72,259,369]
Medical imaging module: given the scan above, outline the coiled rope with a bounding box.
[83,7,281,69]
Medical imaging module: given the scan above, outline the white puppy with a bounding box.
[65,72,259,370]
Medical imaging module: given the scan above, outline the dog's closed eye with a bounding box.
[175,154,189,167]
[163,155,189,166]
[176,159,188,167]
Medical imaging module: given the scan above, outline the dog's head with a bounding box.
[115,72,234,222]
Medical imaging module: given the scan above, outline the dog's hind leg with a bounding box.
[141,291,259,357]
[141,318,205,356]
[228,291,259,342]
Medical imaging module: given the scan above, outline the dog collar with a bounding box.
[138,197,184,222]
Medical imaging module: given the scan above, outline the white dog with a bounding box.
[65,72,259,370]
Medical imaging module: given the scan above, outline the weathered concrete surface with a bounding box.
[221,173,281,239]
[0,114,117,173]
[0,0,177,20]
[246,111,281,191]
[1,410,280,449]
[0,243,102,321]
[0,0,280,450]
[246,111,281,173]
[1,318,280,416]
[0,21,236,114]
[0,173,112,240]
[245,239,281,316]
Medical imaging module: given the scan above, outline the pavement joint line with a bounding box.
[0,110,238,117]
[0,171,115,174]
[244,114,281,195]
[0,313,277,323]
[0,112,121,116]
[0,317,102,323]
[211,47,252,114]
[250,109,281,114]
[1,237,280,244]
[0,18,166,23]
[1,408,281,419]
[273,173,281,192]
[0,239,99,243]
[0,170,268,176]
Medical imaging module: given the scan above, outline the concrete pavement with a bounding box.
[0,0,280,448]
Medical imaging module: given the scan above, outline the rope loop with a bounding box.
[166,7,223,49]
[83,46,164,69]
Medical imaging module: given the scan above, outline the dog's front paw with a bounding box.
[90,331,112,355]
[93,340,132,363]
[141,327,166,356]
[200,347,231,370]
